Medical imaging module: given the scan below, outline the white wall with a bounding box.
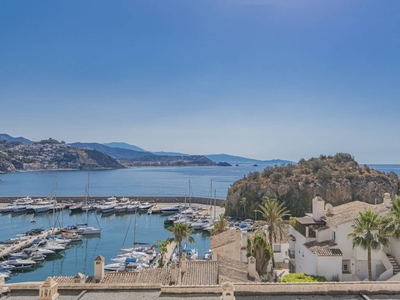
[316,228,330,243]
[273,243,289,263]
[317,256,342,281]
[388,238,400,262]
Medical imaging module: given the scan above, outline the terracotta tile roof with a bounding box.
[314,248,342,256]
[303,240,342,256]
[217,254,260,282]
[53,276,92,284]
[99,272,138,284]
[53,272,139,284]
[136,268,171,285]
[210,229,236,249]
[181,261,218,285]
[325,201,389,226]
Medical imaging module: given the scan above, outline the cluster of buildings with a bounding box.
[1,142,80,170]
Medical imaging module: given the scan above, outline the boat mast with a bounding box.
[214,189,217,220]
[133,208,137,247]
[85,172,90,225]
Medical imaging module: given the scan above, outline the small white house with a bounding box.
[288,194,397,281]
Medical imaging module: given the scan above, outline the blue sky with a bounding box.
[1,0,399,163]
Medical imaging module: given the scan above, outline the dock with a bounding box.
[163,241,177,267]
[0,228,61,260]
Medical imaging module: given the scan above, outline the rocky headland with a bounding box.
[225,153,399,218]
[0,139,124,173]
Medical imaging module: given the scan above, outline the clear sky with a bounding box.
[1,0,399,163]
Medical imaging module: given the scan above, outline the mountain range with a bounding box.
[0,134,294,165]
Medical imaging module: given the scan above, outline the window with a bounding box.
[273,245,281,253]
[342,260,350,274]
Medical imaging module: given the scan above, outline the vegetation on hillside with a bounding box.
[226,153,399,218]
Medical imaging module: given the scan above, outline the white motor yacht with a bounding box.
[160,204,186,215]
[77,226,101,235]
[5,259,36,270]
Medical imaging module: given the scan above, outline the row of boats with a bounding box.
[69,196,156,215]
[0,196,64,214]
[0,228,87,280]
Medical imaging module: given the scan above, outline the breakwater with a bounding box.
[0,196,224,205]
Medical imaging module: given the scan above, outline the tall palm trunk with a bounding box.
[268,230,275,267]
[368,246,372,281]
[178,241,182,265]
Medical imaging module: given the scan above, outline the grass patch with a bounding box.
[281,273,327,282]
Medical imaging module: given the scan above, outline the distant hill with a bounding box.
[71,142,216,166]
[153,151,190,156]
[104,142,189,157]
[70,142,151,160]
[204,154,294,165]
[0,134,33,144]
[103,142,146,152]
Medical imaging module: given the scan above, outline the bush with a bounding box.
[270,172,283,182]
[316,167,332,183]
[281,273,327,283]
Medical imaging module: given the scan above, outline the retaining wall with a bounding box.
[4,281,400,295]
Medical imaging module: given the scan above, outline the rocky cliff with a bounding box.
[226,153,399,218]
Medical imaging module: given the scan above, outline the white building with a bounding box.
[288,194,400,281]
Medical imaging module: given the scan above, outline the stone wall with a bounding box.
[5,281,400,295]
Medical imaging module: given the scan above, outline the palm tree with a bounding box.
[211,214,227,236]
[246,232,272,277]
[386,196,400,239]
[256,196,290,267]
[347,209,389,281]
[167,223,194,265]
[152,239,169,268]
[240,197,247,218]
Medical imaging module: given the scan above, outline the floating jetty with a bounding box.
[0,228,61,260]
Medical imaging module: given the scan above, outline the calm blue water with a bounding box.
[0,164,399,283]
[0,165,268,199]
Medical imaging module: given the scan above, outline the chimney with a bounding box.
[93,255,105,283]
[312,195,325,221]
[170,262,178,285]
[38,277,59,300]
[221,281,236,300]
[247,256,258,279]
[384,193,392,208]
[73,272,86,284]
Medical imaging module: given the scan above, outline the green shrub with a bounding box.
[281,273,327,283]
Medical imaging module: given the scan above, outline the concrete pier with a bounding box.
[0,228,61,260]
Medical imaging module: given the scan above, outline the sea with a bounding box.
[0,163,399,283]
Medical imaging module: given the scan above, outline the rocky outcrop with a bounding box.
[0,158,17,173]
[226,153,399,218]
[77,149,124,170]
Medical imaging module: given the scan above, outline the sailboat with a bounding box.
[76,172,101,235]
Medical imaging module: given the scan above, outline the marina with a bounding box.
[0,199,223,283]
